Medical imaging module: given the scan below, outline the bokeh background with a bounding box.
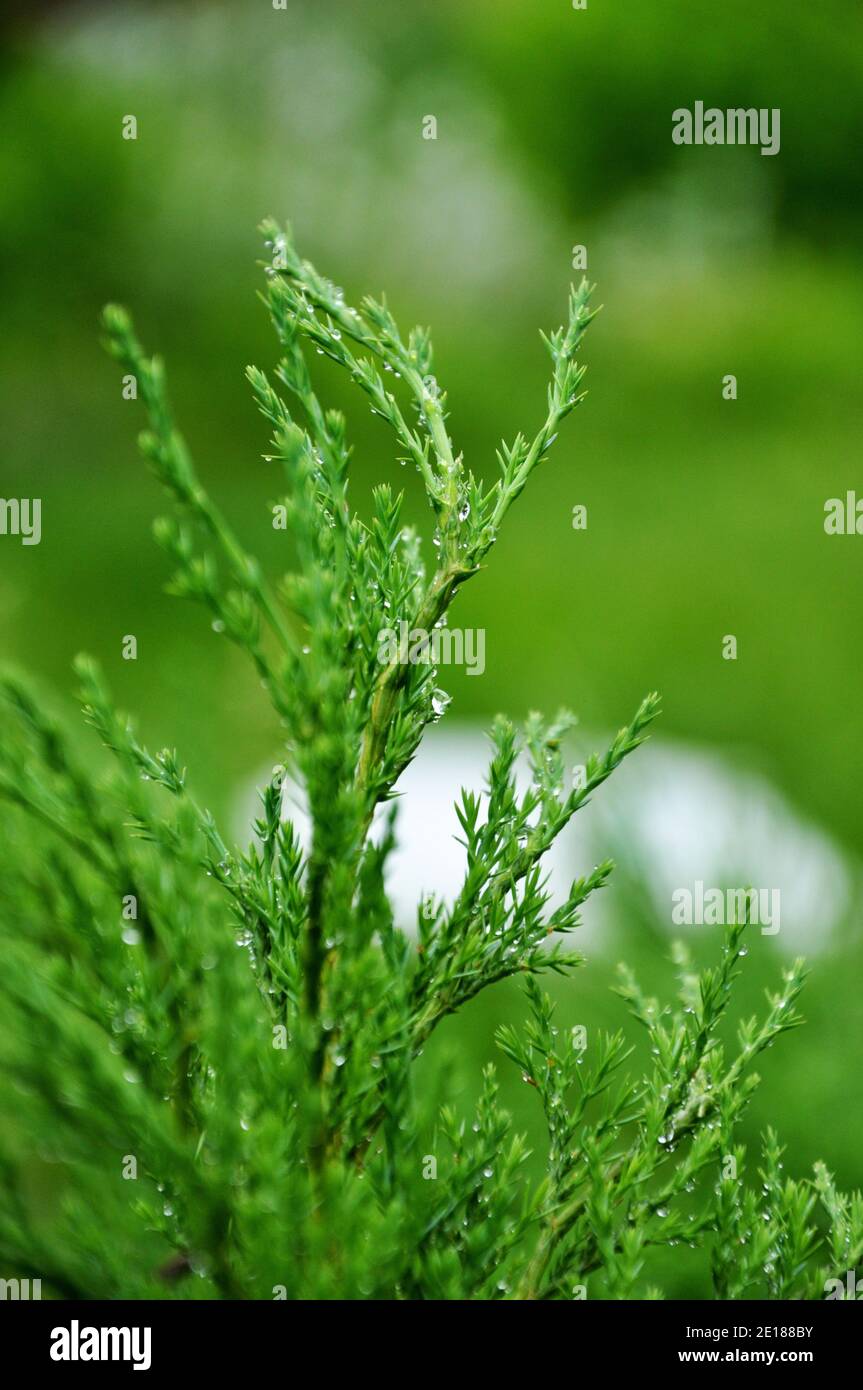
[1,0,861,1296]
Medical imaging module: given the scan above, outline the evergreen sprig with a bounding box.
[0,224,858,1299]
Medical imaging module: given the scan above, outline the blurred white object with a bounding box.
[238,725,854,955]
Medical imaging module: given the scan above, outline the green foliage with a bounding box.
[0,225,859,1300]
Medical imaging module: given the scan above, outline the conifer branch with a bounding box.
[0,228,855,1302]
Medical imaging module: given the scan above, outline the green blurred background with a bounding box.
[1,0,861,1296]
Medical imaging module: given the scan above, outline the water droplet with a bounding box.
[431,689,451,720]
[122,926,141,946]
